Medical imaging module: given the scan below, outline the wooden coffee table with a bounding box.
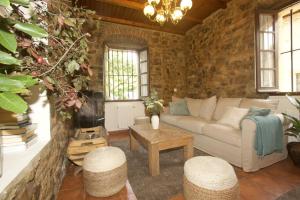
[129,122,194,176]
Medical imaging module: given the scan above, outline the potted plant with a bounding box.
[143,89,164,129]
[283,95,300,166]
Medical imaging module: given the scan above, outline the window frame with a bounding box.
[255,0,300,95]
[103,44,149,102]
[255,9,279,92]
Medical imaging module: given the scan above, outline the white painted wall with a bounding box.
[105,101,145,132]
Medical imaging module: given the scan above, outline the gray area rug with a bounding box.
[277,186,300,200]
[111,139,207,200]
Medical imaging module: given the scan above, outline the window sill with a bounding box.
[257,90,300,96]
[0,137,51,195]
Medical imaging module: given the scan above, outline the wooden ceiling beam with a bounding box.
[95,0,203,23]
[93,15,185,35]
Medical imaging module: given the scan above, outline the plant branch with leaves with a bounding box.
[0,0,94,119]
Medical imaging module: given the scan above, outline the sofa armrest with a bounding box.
[241,113,287,172]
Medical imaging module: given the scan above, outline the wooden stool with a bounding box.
[83,146,127,197]
[184,156,239,200]
[67,126,108,168]
[134,116,150,125]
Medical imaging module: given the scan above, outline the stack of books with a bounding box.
[0,109,38,153]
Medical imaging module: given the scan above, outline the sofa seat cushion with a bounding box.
[202,124,242,147]
[160,114,207,135]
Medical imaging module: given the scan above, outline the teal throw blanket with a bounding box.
[245,108,283,157]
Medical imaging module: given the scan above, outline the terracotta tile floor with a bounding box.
[58,131,300,200]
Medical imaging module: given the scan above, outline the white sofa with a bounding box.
[161,97,288,172]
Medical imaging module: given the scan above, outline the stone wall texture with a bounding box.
[0,109,71,200]
[185,0,282,99]
[86,21,187,102]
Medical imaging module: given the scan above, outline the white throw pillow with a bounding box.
[213,97,242,121]
[217,107,249,129]
[185,97,203,117]
[198,96,217,121]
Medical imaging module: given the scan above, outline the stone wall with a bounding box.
[0,108,71,200]
[184,0,282,99]
[86,21,187,102]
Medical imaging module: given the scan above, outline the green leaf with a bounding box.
[0,92,28,113]
[10,0,29,6]
[0,28,17,53]
[14,23,48,38]
[0,50,21,65]
[0,0,10,7]
[0,76,26,92]
[66,60,80,74]
[10,75,38,87]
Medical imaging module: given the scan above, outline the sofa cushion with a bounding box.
[169,100,190,115]
[198,96,217,121]
[160,114,207,135]
[185,97,203,117]
[239,98,279,111]
[213,97,242,121]
[202,123,242,147]
[217,107,249,129]
[160,113,183,125]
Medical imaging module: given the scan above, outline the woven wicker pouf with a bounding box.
[134,116,150,125]
[83,146,127,197]
[184,156,239,200]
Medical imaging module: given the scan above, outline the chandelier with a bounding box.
[143,0,193,25]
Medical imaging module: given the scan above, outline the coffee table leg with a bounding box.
[130,129,139,151]
[148,144,159,176]
[184,140,194,161]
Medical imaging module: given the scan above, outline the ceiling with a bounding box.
[77,0,231,35]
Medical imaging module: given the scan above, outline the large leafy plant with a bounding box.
[143,89,164,115]
[0,0,93,119]
[0,0,42,113]
[283,95,300,139]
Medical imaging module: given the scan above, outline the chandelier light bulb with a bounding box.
[143,0,193,25]
[148,0,160,5]
[155,10,166,25]
[144,3,155,17]
[171,7,183,22]
[180,0,193,11]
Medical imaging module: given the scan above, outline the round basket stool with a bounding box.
[83,146,127,197]
[134,116,150,125]
[183,156,239,200]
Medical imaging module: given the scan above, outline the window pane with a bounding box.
[141,85,148,97]
[140,62,148,73]
[105,48,139,100]
[141,74,148,85]
[260,70,275,87]
[260,33,274,50]
[140,50,147,62]
[260,14,274,32]
[260,52,275,68]
[293,51,300,91]
[278,52,292,92]
[278,10,291,53]
[293,11,300,50]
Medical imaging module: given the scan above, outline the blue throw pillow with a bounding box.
[169,100,190,116]
[248,107,271,116]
